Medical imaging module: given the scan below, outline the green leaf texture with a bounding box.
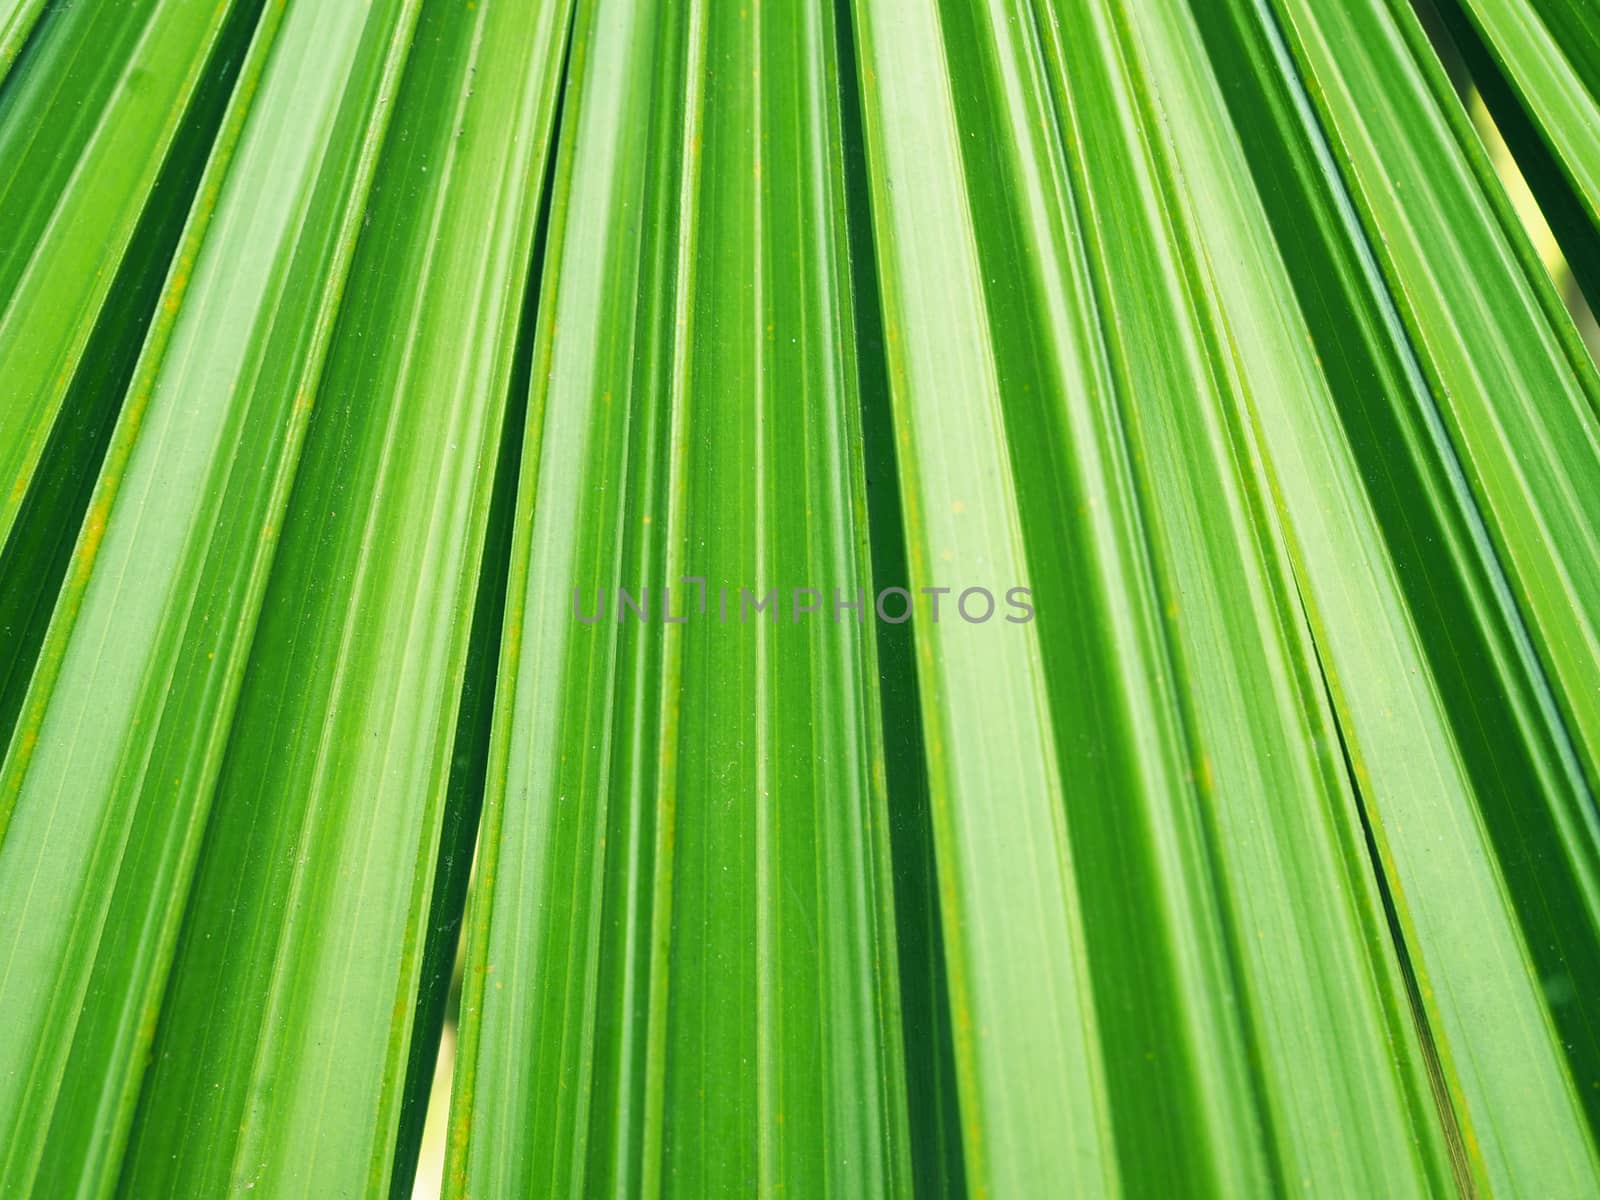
[0,0,46,84]
[446,0,909,1193]
[0,0,1597,1196]
[1420,0,1600,300]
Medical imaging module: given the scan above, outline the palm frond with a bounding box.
[1,0,1598,1196]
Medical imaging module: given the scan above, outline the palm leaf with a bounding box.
[0,0,260,743]
[0,0,422,1189]
[1421,0,1600,301]
[445,0,909,1192]
[117,0,569,1193]
[0,0,1597,1196]
[0,0,46,83]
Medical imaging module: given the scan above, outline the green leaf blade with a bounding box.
[116,0,570,1194]
[447,0,912,1194]
[0,0,424,1189]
